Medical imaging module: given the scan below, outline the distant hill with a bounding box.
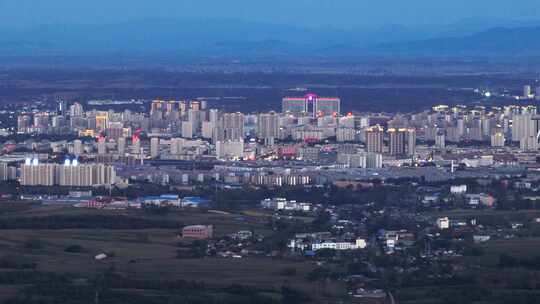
[2,19,540,59]
[0,19,349,56]
[370,26,540,56]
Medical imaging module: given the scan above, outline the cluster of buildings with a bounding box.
[421,104,540,151]
[20,157,115,186]
[16,95,343,162]
[138,195,207,208]
[288,232,367,252]
[520,84,540,100]
[5,91,540,191]
[260,197,313,212]
[15,96,540,165]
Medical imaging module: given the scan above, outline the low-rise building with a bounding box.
[140,194,181,207]
[260,198,312,212]
[182,225,214,239]
[437,217,450,230]
[450,185,467,194]
[466,193,495,207]
[312,239,367,251]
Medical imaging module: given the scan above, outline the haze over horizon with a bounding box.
[1,0,540,29]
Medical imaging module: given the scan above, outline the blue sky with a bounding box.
[1,0,539,29]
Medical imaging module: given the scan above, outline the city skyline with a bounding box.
[2,2,540,302]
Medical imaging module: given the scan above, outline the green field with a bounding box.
[396,237,540,304]
[0,203,344,303]
[426,209,540,221]
[480,238,540,257]
[0,229,318,286]
[474,237,540,267]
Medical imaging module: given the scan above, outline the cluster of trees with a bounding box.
[209,183,415,210]
[499,254,540,270]
[399,285,540,304]
[177,240,209,259]
[0,255,36,270]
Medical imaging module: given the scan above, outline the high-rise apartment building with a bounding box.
[388,128,406,156]
[150,137,159,158]
[95,112,109,132]
[117,137,126,155]
[216,112,244,142]
[282,97,307,116]
[512,114,537,142]
[524,85,532,99]
[69,102,84,117]
[491,132,505,147]
[257,111,280,140]
[73,139,83,156]
[97,137,107,155]
[314,97,341,117]
[17,115,32,133]
[365,125,384,153]
[150,100,165,114]
[406,128,416,157]
[435,132,446,149]
[21,158,53,186]
[170,138,185,155]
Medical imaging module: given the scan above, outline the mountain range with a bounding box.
[1,18,540,59]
